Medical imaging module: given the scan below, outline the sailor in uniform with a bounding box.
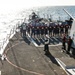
[67,36,73,54]
[60,25,64,36]
[53,26,56,37]
[48,25,53,37]
[45,26,48,36]
[22,24,26,37]
[44,35,50,55]
[41,27,44,38]
[65,25,69,35]
[36,26,40,38]
[31,26,35,37]
[62,33,66,51]
[27,25,30,34]
[20,25,23,37]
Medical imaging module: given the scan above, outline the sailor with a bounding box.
[67,36,73,54]
[41,27,44,38]
[62,33,66,51]
[27,25,30,34]
[60,25,64,36]
[45,26,48,36]
[36,26,40,38]
[22,24,26,37]
[44,35,50,55]
[53,26,56,37]
[65,25,69,35]
[20,26,23,37]
[31,26,35,37]
[48,25,53,37]
[56,25,59,36]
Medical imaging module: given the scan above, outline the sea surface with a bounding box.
[38,6,75,21]
[0,6,75,44]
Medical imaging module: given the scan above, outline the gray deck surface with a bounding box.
[0,32,75,75]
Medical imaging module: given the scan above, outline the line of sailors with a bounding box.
[27,24,70,38]
[20,22,70,38]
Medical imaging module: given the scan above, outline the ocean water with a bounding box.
[36,6,75,21]
[0,6,75,54]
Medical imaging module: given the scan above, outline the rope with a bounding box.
[4,42,44,75]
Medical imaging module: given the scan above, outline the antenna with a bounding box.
[63,9,75,20]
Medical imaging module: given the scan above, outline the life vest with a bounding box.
[63,36,66,42]
[62,34,66,42]
[68,38,72,45]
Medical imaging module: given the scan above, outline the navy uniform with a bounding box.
[56,25,59,36]
[27,26,30,34]
[36,27,40,38]
[45,26,48,35]
[48,26,53,37]
[67,36,73,54]
[41,27,44,37]
[22,25,26,37]
[65,25,69,35]
[31,26,35,37]
[20,26,23,37]
[44,35,49,55]
[60,25,64,36]
[62,33,66,51]
[53,26,56,36]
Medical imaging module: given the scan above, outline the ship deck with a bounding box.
[0,32,75,75]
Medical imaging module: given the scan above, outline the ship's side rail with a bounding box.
[0,22,21,56]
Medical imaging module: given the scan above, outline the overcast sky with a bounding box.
[0,0,75,13]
